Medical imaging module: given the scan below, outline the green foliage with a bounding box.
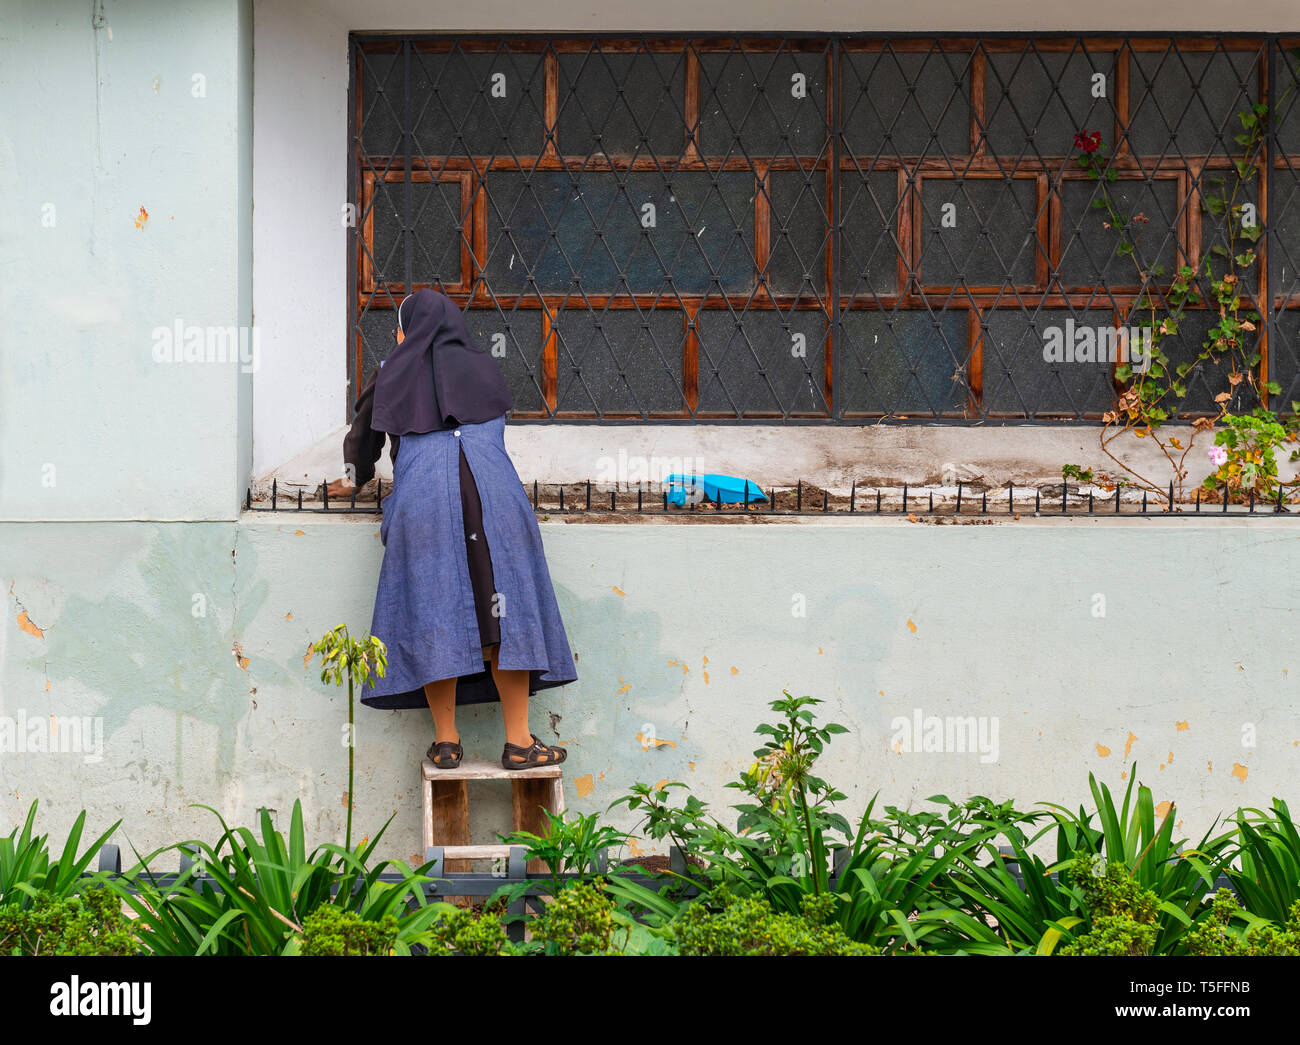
[729,692,852,891]
[612,693,851,909]
[112,799,441,956]
[1183,889,1300,956]
[493,809,631,905]
[18,690,1300,959]
[529,879,617,955]
[614,696,1018,953]
[0,884,137,956]
[937,803,1089,954]
[1057,856,1159,956]
[307,623,387,851]
[299,905,398,956]
[669,885,878,956]
[308,624,388,691]
[833,794,1035,953]
[0,801,121,909]
[1226,799,1300,923]
[1067,81,1300,503]
[1202,410,1297,501]
[424,902,520,956]
[612,694,847,910]
[1042,765,1229,954]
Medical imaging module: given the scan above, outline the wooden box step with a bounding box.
[437,844,515,861]
[420,756,563,781]
[421,754,567,880]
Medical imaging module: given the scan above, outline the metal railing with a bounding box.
[245,477,1299,517]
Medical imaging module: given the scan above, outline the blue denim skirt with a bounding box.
[360,413,578,710]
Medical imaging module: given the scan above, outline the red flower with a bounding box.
[1074,131,1103,153]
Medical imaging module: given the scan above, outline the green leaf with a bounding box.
[1037,916,1085,955]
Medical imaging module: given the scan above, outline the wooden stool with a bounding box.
[421,757,565,874]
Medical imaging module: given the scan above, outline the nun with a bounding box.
[329,289,577,770]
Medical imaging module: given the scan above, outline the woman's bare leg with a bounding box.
[486,644,559,763]
[423,677,459,744]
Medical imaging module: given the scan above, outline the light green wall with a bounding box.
[0,0,253,522]
[2,517,1295,865]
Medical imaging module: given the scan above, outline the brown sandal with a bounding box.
[428,739,463,770]
[501,734,566,770]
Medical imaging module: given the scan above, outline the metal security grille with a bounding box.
[348,33,1300,423]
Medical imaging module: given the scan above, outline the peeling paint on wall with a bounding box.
[17,610,44,639]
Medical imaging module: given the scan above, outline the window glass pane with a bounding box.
[919,176,1041,287]
[1197,170,1260,298]
[1127,48,1260,157]
[984,48,1120,158]
[980,308,1119,415]
[1273,45,1300,156]
[1269,310,1300,413]
[483,169,755,295]
[838,309,970,415]
[697,50,829,157]
[696,308,828,414]
[354,305,397,406]
[557,50,687,157]
[841,170,902,298]
[1267,168,1300,300]
[766,169,829,296]
[841,49,971,159]
[553,309,686,413]
[369,179,465,287]
[1058,176,1180,289]
[411,49,548,157]
[464,308,546,412]
[1157,308,1261,416]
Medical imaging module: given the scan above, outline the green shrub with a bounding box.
[530,880,617,955]
[299,906,397,956]
[669,886,879,956]
[425,903,519,956]
[1183,889,1300,956]
[0,884,137,956]
[1058,856,1159,956]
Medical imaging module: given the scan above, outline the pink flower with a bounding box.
[1208,446,1228,467]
